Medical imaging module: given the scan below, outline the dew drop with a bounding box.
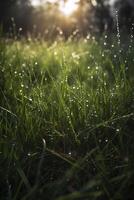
[21,84,24,88]
[105,35,108,39]
[104,42,107,46]
[116,128,120,132]
[105,139,108,143]
[72,86,76,90]
[68,152,72,156]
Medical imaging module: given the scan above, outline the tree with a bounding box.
[92,0,113,33]
[114,0,134,32]
[77,0,113,35]
[0,0,16,30]
[0,0,33,33]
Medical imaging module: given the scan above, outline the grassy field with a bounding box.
[0,36,134,200]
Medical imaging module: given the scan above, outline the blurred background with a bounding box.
[0,0,134,39]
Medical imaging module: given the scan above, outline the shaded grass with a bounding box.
[0,37,134,200]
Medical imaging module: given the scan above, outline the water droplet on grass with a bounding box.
[116,85,119,88]
[72,86,76,90]
[92,36,95,41]
[87,34,90,40]
[104,82,107,86]
[116,128,120,132]
[105,139,108,143]
[43,138,46,149]
[104,42,107,46]
[22,63,26,67]
[21,84,24,88]
[28,153,31,157]
[19,27,22,32]
[68,152,72,156]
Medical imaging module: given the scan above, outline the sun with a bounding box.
[31,0,41,6]
[31,0,80,16]
[59,0,79,16]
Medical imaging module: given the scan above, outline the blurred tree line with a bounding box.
[0,0,33,34]
[0,0,134,38]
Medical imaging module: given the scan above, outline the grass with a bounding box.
[0,35,134,200]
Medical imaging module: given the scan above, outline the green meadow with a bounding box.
[0,36,134,199]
